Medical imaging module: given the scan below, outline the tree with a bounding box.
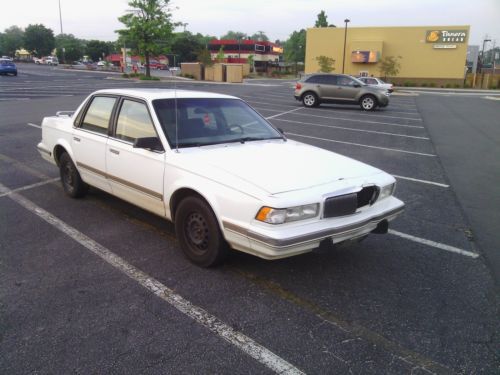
[55,34,85,63]
[221,31,247,40]
[24,24,55,57]
[171,32,203,63]
[86,40,113,61]
[216,46,225,63]
[250,31,268,42]
[117,0,176,77]
[196,47,212,66]
[2,26,24,57]
[315,10,328,27]
[378,55,402,80]
[284,29,306,73]
[315,55,335,72]
[247,54,254,72]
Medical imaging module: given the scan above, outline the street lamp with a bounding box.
[342,19,350,74]
[481,38,491,69]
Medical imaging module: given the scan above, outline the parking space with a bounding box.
[1,66,499,374]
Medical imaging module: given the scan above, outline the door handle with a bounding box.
[73,137,81,142]
[109,149,120,155]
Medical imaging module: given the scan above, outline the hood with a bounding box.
[177,140,382,195]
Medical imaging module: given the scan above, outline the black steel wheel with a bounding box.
[175,196,228,267]
[59,152,88,198]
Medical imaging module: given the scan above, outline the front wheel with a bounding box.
[359,95,378,111]
[59,152,88,198]
[302,92,319,107]
[175,196,228,267]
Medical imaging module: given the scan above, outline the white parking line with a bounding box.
[0,182,304,375]
[27,122,41,129]
[389,230,479,258]
[0,178,58,198]
[273,118,429,140]
[393,175,449,188]
[286,132,436,157]
[265,107,303,120]
[303,109,422,122]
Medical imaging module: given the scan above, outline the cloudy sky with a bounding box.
[1,0,499,46]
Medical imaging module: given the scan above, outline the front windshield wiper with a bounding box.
[176,136,284,148]
[230,136,284,144]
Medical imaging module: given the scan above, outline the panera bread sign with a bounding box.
[426,30,467,43]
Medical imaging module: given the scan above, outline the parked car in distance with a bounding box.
[97,60,107,67]
[358,76,394,93]
[0,58,17,76]
[37,89,404,267]
[294,73,390,110]
[34,56,59,65]
[145,60,167,70]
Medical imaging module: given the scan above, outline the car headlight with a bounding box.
[256,203,319,224]
[379,182,396,200]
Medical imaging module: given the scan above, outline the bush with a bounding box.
[445,83,452,88]
[181,73,195,79]
[454,84,461,88]
[421,82,428,87]
[429,82,436,88]
[403,81,412,87]
[139,75,160,81]
[122,73,129,78]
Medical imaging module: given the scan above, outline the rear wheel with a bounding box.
[59,152,88,198]
[302,92,319,107]
[360,95,378,111]
[175,196,228,267]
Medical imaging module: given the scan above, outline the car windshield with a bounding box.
[0,59,14,66]
[152,98,284,148]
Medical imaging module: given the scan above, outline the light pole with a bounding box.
[238,37,242,60]
[58,0,65,63]
[481,38,491,71]
[342,19,350,74]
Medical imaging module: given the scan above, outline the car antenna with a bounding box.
[174,75,179,153]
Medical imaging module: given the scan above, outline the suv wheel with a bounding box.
[360,95,378,111]
[302,92,319,108]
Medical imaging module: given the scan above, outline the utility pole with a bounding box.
[342,19,350,74]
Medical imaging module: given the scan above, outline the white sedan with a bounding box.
[37,88,404,266]
[358,77,394,93]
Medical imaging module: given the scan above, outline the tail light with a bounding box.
[295,83,302,90]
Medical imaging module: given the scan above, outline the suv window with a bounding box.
[115,100,157,143]
[81,96,116,134]
[306,75,338,85]
[337,76,358,86]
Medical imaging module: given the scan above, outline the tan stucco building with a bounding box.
[305,25,470,84]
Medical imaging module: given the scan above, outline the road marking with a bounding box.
[288,111,424,129]
[302,109,422,122]
[0,182,304,375]
[389,230,479,259]
[265,107,303,120]
[272,118,429,140]
[286,132,437,157]
[483,96,500,101]
[27,122,41,129]
[393,175,449,188]
[0,178,58,198]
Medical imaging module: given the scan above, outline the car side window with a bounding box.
[322,75,338,85]
[305,75,325,84]
[367,78,377,84]
[115,100,157,143]
[337,76,357,86]
[80,96,116,134]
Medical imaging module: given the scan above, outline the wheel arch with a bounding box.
[170,187,223,229]
[53,140,74,166]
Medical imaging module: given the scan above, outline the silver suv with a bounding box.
[294,73,390,110]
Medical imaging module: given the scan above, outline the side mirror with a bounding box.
[353,83,361,88]
[133,137,164,152]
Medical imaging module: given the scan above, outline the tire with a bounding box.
[359,95,378,111]
[175,196,228,267]
[302,92,319,108]
[59,152,88,198]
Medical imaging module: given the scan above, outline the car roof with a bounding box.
[92,88,240,101]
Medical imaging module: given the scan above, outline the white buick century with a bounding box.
[37,88,404,266]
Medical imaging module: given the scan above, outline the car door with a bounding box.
[72,95,117,193]
[334,76,360,102]
[106,97,166,216]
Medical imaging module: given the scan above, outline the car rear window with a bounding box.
[80,96,116,135]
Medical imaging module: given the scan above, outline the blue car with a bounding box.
[0,59,17,76]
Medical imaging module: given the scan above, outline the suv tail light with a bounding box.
[295,83,302,90]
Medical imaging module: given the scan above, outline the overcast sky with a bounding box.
[1,0,499,47]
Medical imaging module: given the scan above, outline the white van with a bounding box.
[44,56,59,66]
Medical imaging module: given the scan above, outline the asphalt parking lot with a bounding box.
[1,63,499,374]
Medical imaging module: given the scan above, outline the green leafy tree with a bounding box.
[378,55,402,80]
[221,31,247,40]
[85,40,113,62]
[216,46,225,62]
[117,0,176,77]
[171,32,203,63]
[24,24,55,57]
[250,31,268,42]
[196,47,212,66]
[284,29,306,73]
[315,55,335,72]
[247,54,254,72]
[315,10,328,27]
[55,34,85,63]
[2,26,25,57]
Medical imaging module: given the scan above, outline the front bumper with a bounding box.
[223,196,404,260]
